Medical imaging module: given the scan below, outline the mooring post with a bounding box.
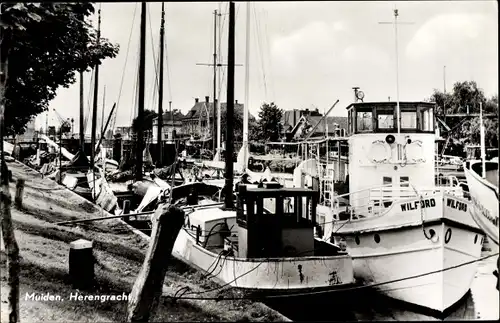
[14,178,24,209]
[68,239,94,290]
[126,204,185,322]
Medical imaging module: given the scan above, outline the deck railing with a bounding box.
[328,179,467,221]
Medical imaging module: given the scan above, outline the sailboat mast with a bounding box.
[242,1,250,172]
[216,3,222,160]
[101,85,106,137]
[157,2,165,167]
[90,8,101,172]
[480,102,486,178]
[136,2,146,181]
[212,9,218,157]
[224,1,235,209]
[79,71,85,152]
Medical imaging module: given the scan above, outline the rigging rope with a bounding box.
[111,2,138,133]
[253,4,268,100]
[147,3,160,112]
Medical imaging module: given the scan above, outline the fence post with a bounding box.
[126,204,185,322]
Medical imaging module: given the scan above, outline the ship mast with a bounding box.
[90,7,102,200]
[136,2,146,181]
[157,2,165,167]
[224,1,235,209]
[242,1,250,172]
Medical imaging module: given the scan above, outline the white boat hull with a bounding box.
[326,192,483,313]
[463,160,499,246]
[172,225,354,291]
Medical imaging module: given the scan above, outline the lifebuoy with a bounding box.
[368,140,391,163]
[444,228,452,244]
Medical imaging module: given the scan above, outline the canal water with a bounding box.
[265,250,499,321]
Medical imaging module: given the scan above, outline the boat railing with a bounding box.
[331,181,466,221]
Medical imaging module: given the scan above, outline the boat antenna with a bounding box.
[379,8,414,134]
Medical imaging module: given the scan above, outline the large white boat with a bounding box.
[312,101,483,314]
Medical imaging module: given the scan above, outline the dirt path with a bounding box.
[1,160,289,322]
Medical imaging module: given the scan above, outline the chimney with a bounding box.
[235,99,238,104]
[195,98,199,103]
[205,96,210,103]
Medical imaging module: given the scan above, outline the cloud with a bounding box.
[405,13,496,60]
[270,21,345,73]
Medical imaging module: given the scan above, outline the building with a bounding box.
[182,96,244,140]
[114,126,133,140]
[281,108,348,141]
[152,109,185,143]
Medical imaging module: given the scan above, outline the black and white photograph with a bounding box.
[0,1,498,322]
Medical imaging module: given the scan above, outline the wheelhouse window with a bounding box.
[357,111,373,131]
[377,113,394,129]
[420,106,434,132]
[401,111,417,129]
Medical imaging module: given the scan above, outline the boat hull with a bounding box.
[172,227,354,291]
[328,193,483,314]
[463,161,499,246]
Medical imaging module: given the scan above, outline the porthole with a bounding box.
[374,234,380,243]
[355,236,360,245]
[444,228,452,244]
[474,234,478,244]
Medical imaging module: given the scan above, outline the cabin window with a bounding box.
[383,176,392,185]
[420,107,434,131]
[262,198,276,214]
[401,111,417,129]
[400,176,409,187]
[357,111,373,131]
[377,113,394,129]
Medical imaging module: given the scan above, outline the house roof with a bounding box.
[183,101,245,120]
[153,110,185,124]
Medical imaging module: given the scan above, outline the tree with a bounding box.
[1,3,119,136]
[219,104,257,142]
[427,80,498,152]
[132,109,158,135]
[257,102,283,142]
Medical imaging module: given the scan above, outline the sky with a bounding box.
[35,1,498,134]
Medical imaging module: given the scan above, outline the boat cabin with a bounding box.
[344,102,437,212]
[235,183,319,258]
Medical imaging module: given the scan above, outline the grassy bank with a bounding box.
[1,160,288,322]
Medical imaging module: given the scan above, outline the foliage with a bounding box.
[219,104,257,142]
[256,102,283,142]
[427,80,498,153]
[1,3,119,136]
[132,110,158,134]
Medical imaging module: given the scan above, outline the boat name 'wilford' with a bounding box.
[401,198,436,212]
[446,198,467,212]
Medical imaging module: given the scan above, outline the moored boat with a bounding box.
[172,182,354,292]
[312,100,483,314]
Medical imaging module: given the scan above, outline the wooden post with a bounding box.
[14,178,24,209]
[126,204,185,322]
[69,239,94,290]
